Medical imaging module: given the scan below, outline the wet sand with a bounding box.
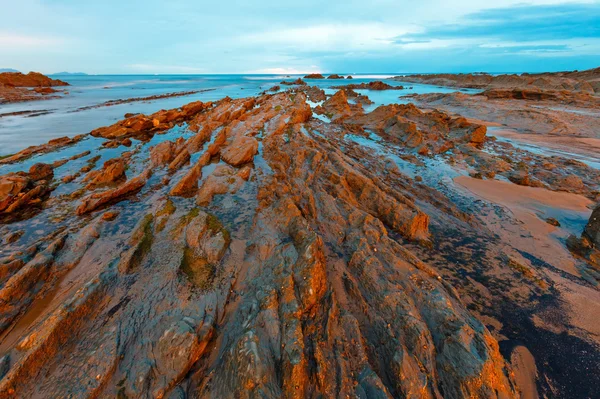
[490,128,600,166]
[455,175,592,275]
[455,175,593,212]
[454,174,600,337]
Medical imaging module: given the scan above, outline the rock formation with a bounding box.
[332,81,404,90]
[584,205,600,247]
[0,72,68,87]
[1,79,600,398]
[0,71,69,104]
[73,90,211,112]
[304,73,325,79]
[566,204,600,283]
[0,90,525,398]
[280,78,307,86]
[394,68,600,94]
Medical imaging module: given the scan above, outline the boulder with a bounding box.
[185,211,230,264]
[170,152,211,197]
[468,125,487,144]
[76,169,151,215]
[0,174,31,212]
[507,171,546,188]
[0,71,69,87]
[220,136,258,166]
[84,159,126,187]
[91,115,155,139]
[314,89,358,121]
[168,149,191,172]
[0,172,51,216]
[332,81,403,90]
[584,205,600,247]
[280,78,306,86]
[150,141,177,166]
[102,211,120,221]
[28,163,54,182]
[196,165,248,205]
[33,87,59,95]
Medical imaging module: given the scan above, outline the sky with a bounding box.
[0,0,598,74]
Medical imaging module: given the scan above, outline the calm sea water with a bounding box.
[0,74,474,155]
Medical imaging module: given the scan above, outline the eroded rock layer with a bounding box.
[2,82,600,398]
[0,91,524,398]
[0,72,69,104]
[394,68,600,93]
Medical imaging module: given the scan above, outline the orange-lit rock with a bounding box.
[4,84,600,399]
[220,136,258,166]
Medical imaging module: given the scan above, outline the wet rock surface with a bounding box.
[288,85,326,102]
[584,205,600,247]
[89,101,209,140]
[0,135,86,165]
[73,90,213,112]
[0,72,68,88]
[280,78,307,86]
[0,78,599,399]
[406,90,600,139]
[332,81,404,90]
[0,164,54,221]
[304,73,325,79]
[394,68,600,93]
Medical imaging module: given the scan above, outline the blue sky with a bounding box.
[1,0,598,74]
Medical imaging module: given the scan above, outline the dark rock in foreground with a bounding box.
[584,204,600,247]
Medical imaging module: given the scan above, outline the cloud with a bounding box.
[480,44,571,53]
[394,3,600,44]
[243,23,416,52]
[0,33,65,49]
[2,0,599,73]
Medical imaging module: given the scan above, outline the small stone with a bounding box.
[545,217,561,227]
[102,211,120,221]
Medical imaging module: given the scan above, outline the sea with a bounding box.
[0,74,476,156]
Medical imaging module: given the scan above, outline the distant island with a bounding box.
[0,68,19,73]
